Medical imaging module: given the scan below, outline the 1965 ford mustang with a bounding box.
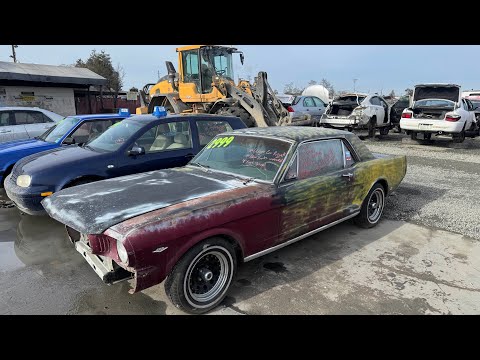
[43,127,407,314]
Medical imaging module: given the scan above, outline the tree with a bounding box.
[320,78,335,97]
[283,82,303,95]
[308,80,317,86]
[388,90,396,98]
[129,87,138,92]
[405,88,413,96]
[75,50,125,107]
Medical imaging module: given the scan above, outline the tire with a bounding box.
[368,117,376,138]
[379,127,389,136]
[452,127,466,143]
[215,106,255,127]
[423,133,432,140]
[354,183,386,229]
[1,166,13,188]
[165,237,237,314]
[410,132,417,140]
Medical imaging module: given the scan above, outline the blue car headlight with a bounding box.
[16,175,32,188]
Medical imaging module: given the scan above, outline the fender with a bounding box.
[148,93,189,114]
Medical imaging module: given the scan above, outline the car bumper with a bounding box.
[321,117,366,129]
[400,119,464,133]
[3,174,51,215]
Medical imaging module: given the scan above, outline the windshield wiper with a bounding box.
[83,145,95,151]
[191,162,210,172]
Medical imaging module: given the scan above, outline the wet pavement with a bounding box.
[1,202,480,315]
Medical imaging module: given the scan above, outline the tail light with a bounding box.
[445,115,461,122]
[401,112,412,119]
[287,106,294,113]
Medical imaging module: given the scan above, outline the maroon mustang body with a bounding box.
[43,127,406,313]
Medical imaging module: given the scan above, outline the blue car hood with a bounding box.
[15,146,104,175]
[0,139,57,154]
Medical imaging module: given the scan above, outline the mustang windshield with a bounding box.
[192,134,291,181]
[39,117,77,143]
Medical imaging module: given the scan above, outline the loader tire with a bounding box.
[216,106,255,127]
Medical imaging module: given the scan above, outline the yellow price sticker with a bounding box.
[206,136,235,149]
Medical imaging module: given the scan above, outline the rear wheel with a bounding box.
[368,117,376,138]
[215,106,255,127]
[354,183,385,229]
[379,126,389,136]
[452,125,466,143]
[165,237,237,314]
[410,131,417,140]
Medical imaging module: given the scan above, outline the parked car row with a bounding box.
[1,104,407,314]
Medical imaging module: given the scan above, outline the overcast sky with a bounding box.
[2,45,479,95]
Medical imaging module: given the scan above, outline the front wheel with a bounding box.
[354,183,385,229]
[165,238,237,314]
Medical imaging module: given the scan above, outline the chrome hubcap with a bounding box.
[368,189,384,223]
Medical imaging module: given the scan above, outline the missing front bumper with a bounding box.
[73,233,133,285]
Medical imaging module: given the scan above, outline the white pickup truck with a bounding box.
[320,93,392,137]
[400,84,478,143]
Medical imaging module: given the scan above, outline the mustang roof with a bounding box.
[227,126,352,142]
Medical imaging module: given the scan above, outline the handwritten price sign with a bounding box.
[206,136,235,149]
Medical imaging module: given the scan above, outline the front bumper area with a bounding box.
[4,175,48,215]
[68,228,133,285]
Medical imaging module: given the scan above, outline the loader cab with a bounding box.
[177,45,240,103]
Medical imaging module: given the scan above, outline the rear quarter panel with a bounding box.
[351,154,406,208]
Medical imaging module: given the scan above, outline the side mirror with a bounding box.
[128,146,145,156]
[63,137,75,145]
[474,106,479,111]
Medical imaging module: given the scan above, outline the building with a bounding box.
[0,61,107,116]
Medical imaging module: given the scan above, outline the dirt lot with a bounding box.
[1,133,479,315]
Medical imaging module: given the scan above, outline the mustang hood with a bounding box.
[42,167,246,234]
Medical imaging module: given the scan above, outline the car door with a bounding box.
[369,97,385,125]
[9,111,31,141]
[118,119,195,175]
[311,97,326,122]
[378,97,390,124]
[277,138,354,243]
[0,111,16,142]
[23,111,55,138]
[302,96,317,123]
[463,99,475,130]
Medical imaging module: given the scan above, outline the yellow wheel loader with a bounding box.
[136,45,292,127]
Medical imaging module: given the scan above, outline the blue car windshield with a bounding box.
[86,120,143,152]
[39,117,78,143]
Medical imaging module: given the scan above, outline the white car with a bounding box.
[0,107,64,144]
[400,84,477,143]
[320,93,391,137]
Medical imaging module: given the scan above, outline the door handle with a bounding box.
[342,173,354,180]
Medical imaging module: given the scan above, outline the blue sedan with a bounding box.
[0,109,131,187]
[4,107,246,215]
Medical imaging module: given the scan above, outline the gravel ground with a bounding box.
[365,134,480,240]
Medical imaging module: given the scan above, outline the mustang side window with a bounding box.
[196,120,233,146]
[297,139,344,180]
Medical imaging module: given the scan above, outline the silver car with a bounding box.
[0,107,64,143]
[278,95,327,125]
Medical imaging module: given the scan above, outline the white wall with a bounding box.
[0,86,76,116]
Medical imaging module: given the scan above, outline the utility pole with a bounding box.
[353,78,358,92]
[10,45,18,63]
